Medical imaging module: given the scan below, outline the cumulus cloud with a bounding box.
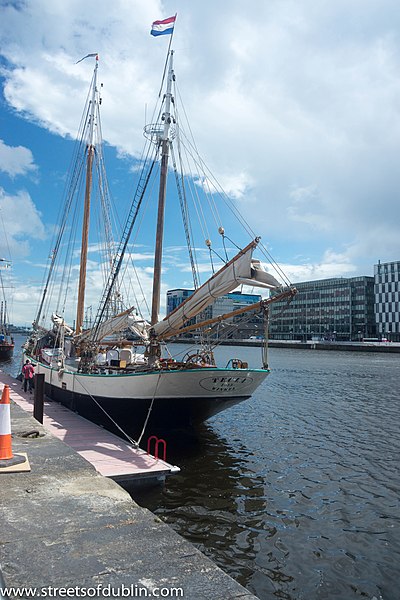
[11,284,43,326]
[0,188,46,257]
[0,139,37,177]
[283,249,357,283]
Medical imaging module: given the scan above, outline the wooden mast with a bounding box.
[150,50,174,326]
[75,56,98,335]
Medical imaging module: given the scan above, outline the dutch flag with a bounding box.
[150,15,176,37]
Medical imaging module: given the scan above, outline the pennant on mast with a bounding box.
[76,53,98,64]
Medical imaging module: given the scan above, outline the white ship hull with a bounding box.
[32,359,269,434]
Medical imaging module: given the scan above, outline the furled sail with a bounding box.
[152,239,280,340]
[77,308,150,342]
[51,313,74,336]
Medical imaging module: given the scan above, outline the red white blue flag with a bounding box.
[150,16,176,37]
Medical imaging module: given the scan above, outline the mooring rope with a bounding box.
[137,371,163,447]
[73,375,139,447]
[73,369,164,449]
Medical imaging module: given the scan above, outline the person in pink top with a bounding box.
[22,359,35,394]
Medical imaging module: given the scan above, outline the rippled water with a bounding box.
[134,345,400,600]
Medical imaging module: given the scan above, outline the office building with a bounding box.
[374,260,400,341]
[268,276,376,341]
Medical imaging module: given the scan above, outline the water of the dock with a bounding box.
[0,373,258,599]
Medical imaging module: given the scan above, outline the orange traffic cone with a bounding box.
[0,384,30,472]
[0,385,13,460]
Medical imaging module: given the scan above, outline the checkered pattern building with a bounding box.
[374,260,400,341]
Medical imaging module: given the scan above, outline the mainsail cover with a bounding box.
[152,240,281,340]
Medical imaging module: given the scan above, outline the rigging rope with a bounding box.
[173,79,293,288]
[116,157,164,320]
[0,207,13,330]
[170,143,199,289]
[91,147,159,339]
[33,98,92,327]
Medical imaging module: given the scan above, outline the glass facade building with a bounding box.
[268,277,376,341]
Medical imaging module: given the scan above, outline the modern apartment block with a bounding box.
[166,289,262,339]
[268,276,376,341]
[374,260,400,342]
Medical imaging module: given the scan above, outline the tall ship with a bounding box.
[24,46,296,440]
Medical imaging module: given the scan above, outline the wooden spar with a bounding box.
[75,58,98,335]
[151,138,169,326]
[75,145,94,334]
[151,51,174,326]
[157,287,297,340]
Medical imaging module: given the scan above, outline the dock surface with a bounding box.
[3,371,179,483]
[0,371,257,599]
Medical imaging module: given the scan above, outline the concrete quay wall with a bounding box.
[0,379,257,599]
[176,338,400,353]
[268,340,400,352]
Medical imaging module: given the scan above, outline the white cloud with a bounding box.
[283,249,357,283]
[287,184,330,232]
[0,139,37,177]
[8,282,43,327]
[0,188,46,258]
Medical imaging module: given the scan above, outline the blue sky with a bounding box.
[1,0,400,325]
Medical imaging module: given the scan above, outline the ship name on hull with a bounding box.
[199,376,253,393]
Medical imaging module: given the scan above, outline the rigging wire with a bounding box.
[221,234,229,262]
[95,112,120,299]
[0,207,13,331]
[89,67,174,333]
[57,179,82,318]
[170,143,200,289]
[177,123,222,233]
[91,146,159,338]
[170,77,293,288]
[33,79,97,327]
[172,108,292,286]
[174,83,224,227]
[117,157,162,319]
